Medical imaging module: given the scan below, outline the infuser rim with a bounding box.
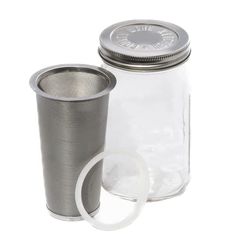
[29,64,116,102]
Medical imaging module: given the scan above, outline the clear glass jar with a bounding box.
[99,20,191,201]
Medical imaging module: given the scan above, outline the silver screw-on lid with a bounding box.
[99,20,191,71]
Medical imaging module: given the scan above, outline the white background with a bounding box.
[0,0,235,235]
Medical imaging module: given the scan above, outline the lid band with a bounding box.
[99,46,191,71]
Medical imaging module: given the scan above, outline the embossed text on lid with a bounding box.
[99,20,191,71]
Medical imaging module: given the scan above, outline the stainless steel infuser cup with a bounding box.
[30,64,116,220]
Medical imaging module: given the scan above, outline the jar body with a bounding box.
[102,62,190,201]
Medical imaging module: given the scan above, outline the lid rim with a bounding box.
[99,47,191,71]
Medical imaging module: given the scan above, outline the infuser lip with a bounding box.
[99,19,191,71]
[30,64,116,102]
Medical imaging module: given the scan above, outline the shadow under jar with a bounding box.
[98,20,191,201]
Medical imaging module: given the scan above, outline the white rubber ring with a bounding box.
[75,151,149,231]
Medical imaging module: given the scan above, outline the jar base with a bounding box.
[102,180,189,202]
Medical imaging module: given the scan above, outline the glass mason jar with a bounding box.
[98,20,191,201]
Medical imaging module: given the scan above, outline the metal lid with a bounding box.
[99,20,191,71]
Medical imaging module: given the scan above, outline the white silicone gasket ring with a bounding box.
[75,151,149,231]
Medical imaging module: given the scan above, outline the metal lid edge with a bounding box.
[98,46,191,71]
